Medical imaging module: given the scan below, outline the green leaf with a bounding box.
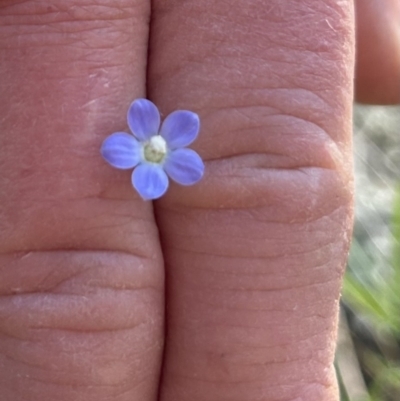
[342,273,389,326]
[385,183,400,333]
[392,184,400,270]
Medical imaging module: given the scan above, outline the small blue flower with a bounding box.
[101,99,205,200]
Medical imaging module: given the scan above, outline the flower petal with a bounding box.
[101,132,141,169]
[127,99,160,141]
[132,163,169,200]
[160,110,200,149]
[164,148,204,186]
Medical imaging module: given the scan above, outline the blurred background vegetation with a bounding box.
[335,105,400,401]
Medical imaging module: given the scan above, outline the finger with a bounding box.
[149,1,354,401]
[0,1,163,401]
[355,0,400,104]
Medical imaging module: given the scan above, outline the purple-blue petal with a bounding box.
[127,99,160,141]
[160,110,200,149]
[164,148,204,186]
[101,132,141,169]
[132,163,169,200]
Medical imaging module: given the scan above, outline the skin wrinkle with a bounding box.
[185,277,339,298]
[173,342,333,368]
[166,216,343,242]
[0,284,159,297]
[170,334,340,368]
[5,349,156,387]
[170,323,332,350]
[7,187,146,206]
[157,200,346,218]
[0,234,155,258]
[164,231,345,260]
[1,332,148,375]
[161,375,336,399]
[220,332,331,352]
[162,375,335,400]
[165,366,335,390]
[166,373,327,386]
[165,245,329,261]
[0,0,135,21]
[0,319,161,389]
[201,146,343,172]
[0,228,156,255]
[0,324,143,342]
[170,244,340,266]
[162,247,341,268]
[170,292,338,324]
[0,330,163,372]
[156,176,349,213]
[160,198,343,223]
[161,259,337,279]
[227,93,347,148]
[0,46,131,79]
[172,332,334,364]
[13,374,135,391]
[159,394,327,401]
[184,298,335,315]
[150,3,352,102]
[156,66,345,127]
[182,304,339,330]
[0,353,54,378]
[187,305,338,326]
[177,297,337,323]
[0,252,161,338]
[0,353,143,392]
[0,19,136,52]
[211,90,333,116]
[0,333,141,378]
[199,152,348,193]
[156,0,348,49]
[3,266,79,296]
[0,293,115,326]
[0,198,158,254]
[169,259,335,278]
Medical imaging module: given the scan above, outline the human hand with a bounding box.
[0,0,398,400]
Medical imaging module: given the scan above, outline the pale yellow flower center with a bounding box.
[143,135,167,163]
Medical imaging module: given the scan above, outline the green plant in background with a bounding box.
[338,184,400,401]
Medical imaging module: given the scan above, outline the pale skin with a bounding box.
[0,0,398,400]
